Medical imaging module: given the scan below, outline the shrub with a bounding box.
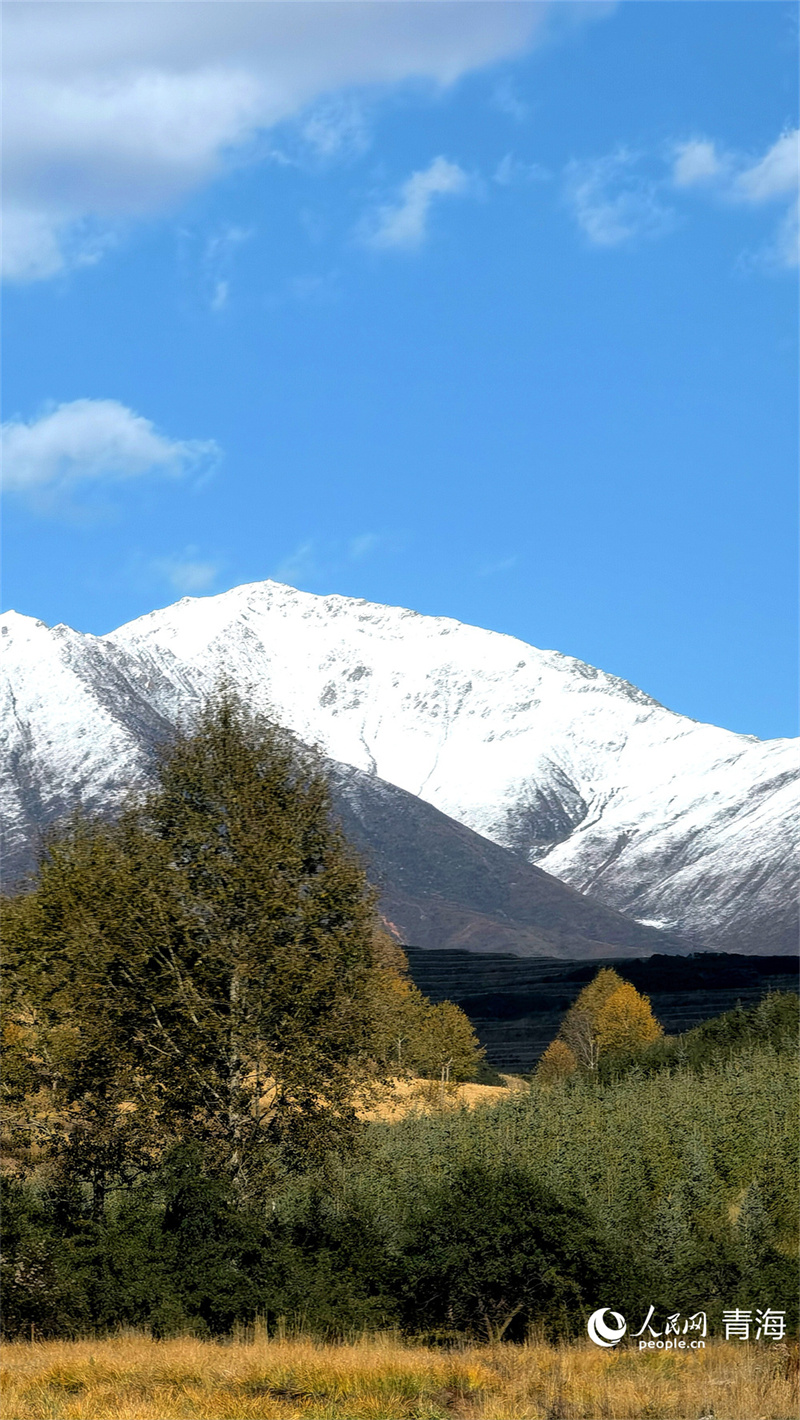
[394,1164,613,1341]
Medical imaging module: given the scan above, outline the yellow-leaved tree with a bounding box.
[595,980,663,1055]
[365,932,483,1086]
[536,1038,578,1085]
[539,968,662,1075]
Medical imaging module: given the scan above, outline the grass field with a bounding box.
[357,1074,528,1122]
[1,1333,797,1420]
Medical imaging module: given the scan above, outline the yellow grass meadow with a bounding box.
[356,1075,528,1123]
[1,1332,797,1420]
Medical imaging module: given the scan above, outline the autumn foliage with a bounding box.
[596,978,663,1053]
[538,967,662,1077]
[535,1039,578,1085]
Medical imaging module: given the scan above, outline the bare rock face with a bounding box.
[2,580,797,955]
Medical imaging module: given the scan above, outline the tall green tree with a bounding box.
[3,694,382,1201]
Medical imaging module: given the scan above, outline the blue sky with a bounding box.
[2,1,798,739]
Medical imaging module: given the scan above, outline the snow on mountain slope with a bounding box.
[327,761,687,959]
[0,610,176,877]
[0,604,685,961]
[3,581,797,952]
[107,581,799,953]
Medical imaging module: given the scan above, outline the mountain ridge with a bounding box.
[2,581,797,953]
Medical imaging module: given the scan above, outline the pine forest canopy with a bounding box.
[3,991,796,1342]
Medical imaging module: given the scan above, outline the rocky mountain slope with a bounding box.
[3,580,797,953]
[328,763,684,958]
[0,608,683,959]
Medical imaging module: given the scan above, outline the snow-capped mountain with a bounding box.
[0,604,683,961]
[3,580,798,953]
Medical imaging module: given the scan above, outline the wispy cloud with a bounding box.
[563,128,798,267]
[733,129,799,269]
[202,224,253,311]
[264,271,340,310]
[564,148,676,248]
[735,129,799,204]
[0,210,119,283]
[759,201,799,271]
[494,153,550,186]
[348,532,381,561]
[301,96,370,162]
[272,531,383,588]
[670,128,799,269]
[272,540,318,587]
[671,138,727,189]
[1,399,219,511]
[152,549,221,595]
[478,554,518,577]
[492,79,530,124]
[362,156,470,251]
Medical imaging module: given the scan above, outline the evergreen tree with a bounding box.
[395,1164,611,1341]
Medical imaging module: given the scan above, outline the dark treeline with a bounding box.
[1,696,797,1344]
[405,947,799,1074]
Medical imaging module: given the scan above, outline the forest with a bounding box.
[1,696,797,1348]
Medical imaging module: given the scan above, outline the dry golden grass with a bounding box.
[1,1332,796,1420]
[358,1075,528,1123]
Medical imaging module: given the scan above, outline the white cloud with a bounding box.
[671,138,725,188]
[153,549,220,595]
[202,223,253,310]
[492,78,530,123]
[2,1,559,281]
[1,399,219,505]
[766,200,800,271]
[671,129,799,205]
[271,530,384,587]
[210,280,230,312]
[364,156,470,251]
[1,207,120,283]
[565,127,798,267]
[301,97,369,162]
[735,129,799,204]
[670,128,799,269]
[564,149,675,247]
[2,206,69,282]
[733,129,799,269]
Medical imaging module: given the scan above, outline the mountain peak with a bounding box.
[2,609,53,636]
[3,581,797,952]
